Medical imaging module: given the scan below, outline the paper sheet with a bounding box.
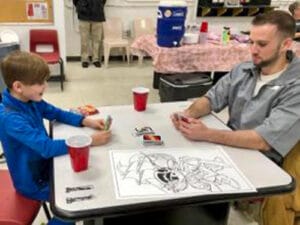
[110,146,256,199]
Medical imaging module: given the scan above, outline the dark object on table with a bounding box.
[159,72,212,102]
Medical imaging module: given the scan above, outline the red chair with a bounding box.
[29,29,64,91]
[0,170,41,225]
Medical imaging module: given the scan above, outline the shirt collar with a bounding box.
[2,88,33,112]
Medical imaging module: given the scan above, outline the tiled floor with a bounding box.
[0,60,258,225]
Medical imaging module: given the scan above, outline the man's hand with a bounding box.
[178,118,209,141]
[178,118,271,151]
[170,97,211,131]
[170,112,192,130]
[170,113,180,130]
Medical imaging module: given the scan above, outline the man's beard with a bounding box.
[254,45,281,69]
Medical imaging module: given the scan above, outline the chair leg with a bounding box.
[126,46,130,65]
[104,45,110,68]
[59,58,64,91]
[0,152,5,164]
[130,54,134,63]
[138,54,143,66]
[122,48,125,62]
[42,201,52,221]
[48,120,54,139]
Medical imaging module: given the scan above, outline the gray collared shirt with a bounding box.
[206,57,300,156]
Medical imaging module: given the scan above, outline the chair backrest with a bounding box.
[103,17,123,40]
[29,29,59,53]
[0,170,41,225]
[133,17,155,38]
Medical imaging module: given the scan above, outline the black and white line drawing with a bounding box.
[110,147,256,199]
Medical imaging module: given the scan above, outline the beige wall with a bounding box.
[0,0,294,58]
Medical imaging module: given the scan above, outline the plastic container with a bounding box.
[157,0,187,47]
[222,26,230,45]
[199,20,208,44]
[183,33,199,44]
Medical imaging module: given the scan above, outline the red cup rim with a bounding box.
[66,135,92,148]
[132,87,149,94]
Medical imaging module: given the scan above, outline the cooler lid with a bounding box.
[159,0,187,7]
[162,73,212,86]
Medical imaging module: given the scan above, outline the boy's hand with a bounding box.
[82,117,105,130]
[91,130,111,146]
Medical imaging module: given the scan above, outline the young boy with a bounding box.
[0,51,111,225]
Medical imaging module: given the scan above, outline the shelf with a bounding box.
[196,6,277,17]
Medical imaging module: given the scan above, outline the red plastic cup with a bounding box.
[132,87,149,111]
[200,21,208,33]
[66,135,92,172]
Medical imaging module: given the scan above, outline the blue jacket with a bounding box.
[0,89,84,200]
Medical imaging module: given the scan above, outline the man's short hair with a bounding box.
[252,10,296,39]
[289,1,300,15]
[0,51,50,89]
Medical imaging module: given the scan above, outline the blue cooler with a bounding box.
[157,0,187,47]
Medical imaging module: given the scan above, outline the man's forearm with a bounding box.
[185,97,211,118]
[201,128,271,151]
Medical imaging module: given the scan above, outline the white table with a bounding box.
[50,102,294,223]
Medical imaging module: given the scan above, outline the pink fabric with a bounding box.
[131,35,300,74]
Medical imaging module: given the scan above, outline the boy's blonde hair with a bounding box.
[0,50,50,89]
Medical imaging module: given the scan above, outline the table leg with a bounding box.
[83,218,104,225]
[103,202,230,225]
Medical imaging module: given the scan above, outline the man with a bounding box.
[171,10,300,225]
[73,0,106,68]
